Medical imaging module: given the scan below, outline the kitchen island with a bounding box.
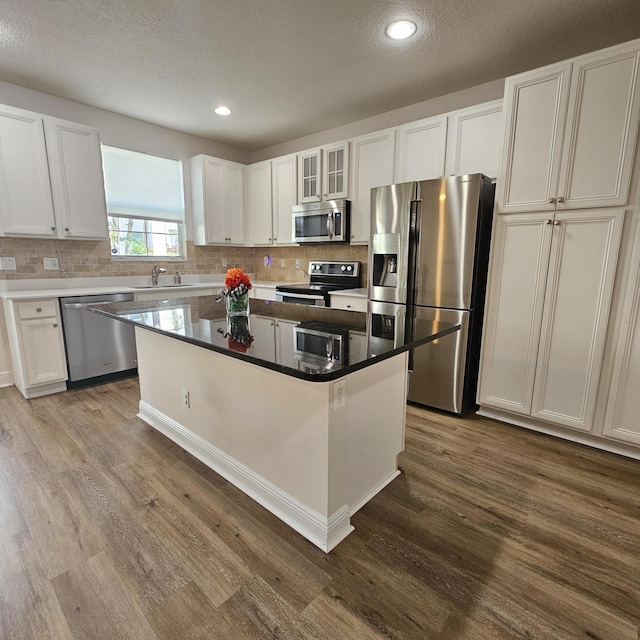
[91,296,459,551]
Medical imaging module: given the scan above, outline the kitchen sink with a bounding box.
[129,284,197,289]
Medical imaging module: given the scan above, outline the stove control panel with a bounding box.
[308,261,360,277]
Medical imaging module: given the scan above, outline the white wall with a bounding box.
[250,78,505,162]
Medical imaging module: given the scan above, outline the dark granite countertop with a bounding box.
[89,296,460,382]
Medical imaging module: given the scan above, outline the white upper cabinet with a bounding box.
[0,105,56,237]
[322,141,349,200]
[246,161,273,245]
[350,129,396,244]
[298,142,350,203]
[479,209,624,431]
[272,154,297,245]
[445,100,504,179]
[497,40,640,213]
[191,154,245,245]
[0,104,107,239]
[245,153,298,247]
[394,115,447,182]
[298,148,322,203]
[44,118,108,239]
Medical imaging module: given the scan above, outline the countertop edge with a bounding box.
[89,304,460,383]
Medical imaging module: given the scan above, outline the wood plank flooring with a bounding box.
[1,377,639,639]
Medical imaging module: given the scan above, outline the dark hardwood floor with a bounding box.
[1,377,639,639]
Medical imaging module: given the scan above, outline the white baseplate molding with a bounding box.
[138,401,355,552]
[478,406,640,462]
[0,371,14,387]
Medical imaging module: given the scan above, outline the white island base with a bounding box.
[135,327,408,552]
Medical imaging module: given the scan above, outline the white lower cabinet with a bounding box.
[330,293,367,312]
[3,298,68,398]
[479,209,624,431]
[249,316,276,361]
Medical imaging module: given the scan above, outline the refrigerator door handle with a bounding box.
[407,199,421,306]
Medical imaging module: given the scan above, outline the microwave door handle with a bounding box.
[326,337,334,360]
[327,212,334,239]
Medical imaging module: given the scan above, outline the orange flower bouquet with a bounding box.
[221,268,252,315]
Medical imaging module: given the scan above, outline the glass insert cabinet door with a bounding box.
[297,143,350,203]
[323,142,349,200]
[298,149,322,203]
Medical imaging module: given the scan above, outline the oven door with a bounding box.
[275,291,326,306]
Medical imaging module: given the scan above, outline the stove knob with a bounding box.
[341,265,346,271]
[346,265,353,272]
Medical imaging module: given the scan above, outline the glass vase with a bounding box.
[226,291,250,316]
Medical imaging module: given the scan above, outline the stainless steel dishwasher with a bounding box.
[60,293,138,388]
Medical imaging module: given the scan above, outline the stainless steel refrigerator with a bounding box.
[368,174,495,414]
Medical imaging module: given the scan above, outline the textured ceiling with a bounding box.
[1,0,640,151]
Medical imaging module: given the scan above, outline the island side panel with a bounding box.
[135,328,334,516]
[343,352,408,513]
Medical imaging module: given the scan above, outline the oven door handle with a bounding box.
[276,291,325,301]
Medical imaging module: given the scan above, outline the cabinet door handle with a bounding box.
[64,227,69,231]
[546,219,553,225]
[53,323,58,328]
[36,307,42,312]
[51,226,56,231]
[557,197,565,203]
[553,220,561,226]
[548,198,556,204]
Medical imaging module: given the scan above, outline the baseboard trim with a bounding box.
[350,470,401,516]
[0,371,14,388]
[478,406,640,462]
[138,401,354,552]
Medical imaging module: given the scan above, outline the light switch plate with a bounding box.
[0,257,17,270]
[43,257,59,270]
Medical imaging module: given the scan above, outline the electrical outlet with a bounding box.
[43,257,59,270]
[222,258,228,267]
[280,258,285,268]
[295,259,300,269]
[333,380,346,411]
[0,257,17,270]
[264,255,270,267]
[182,389,190,408]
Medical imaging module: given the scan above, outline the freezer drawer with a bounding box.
[407,307,470,414]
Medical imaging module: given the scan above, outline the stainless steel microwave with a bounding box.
[293,199,350,244]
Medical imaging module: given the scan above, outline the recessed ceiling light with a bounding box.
[214,106,231,116]
[386,20,417,40]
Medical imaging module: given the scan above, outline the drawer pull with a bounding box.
[36,307,42,312]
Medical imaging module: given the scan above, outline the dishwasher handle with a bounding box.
[63,302,96,309]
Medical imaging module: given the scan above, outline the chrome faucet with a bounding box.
[151,265,167,286]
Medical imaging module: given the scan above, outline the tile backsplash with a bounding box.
[0,238,368,286]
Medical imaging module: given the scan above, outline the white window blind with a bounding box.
[102,145,185,222]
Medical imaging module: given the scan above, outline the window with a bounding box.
[102,145,186,258]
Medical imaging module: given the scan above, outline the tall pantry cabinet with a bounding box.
[478,39,640,442]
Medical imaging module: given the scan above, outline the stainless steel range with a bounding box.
[275,261,361,306]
